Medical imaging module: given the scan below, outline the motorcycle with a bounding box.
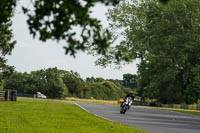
[120,97,132,114]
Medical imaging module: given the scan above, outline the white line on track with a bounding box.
[74,102,114,122]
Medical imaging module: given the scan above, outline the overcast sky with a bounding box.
[6,0,137,80]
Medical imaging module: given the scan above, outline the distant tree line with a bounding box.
[3,67,137,100]
[3,66,200,104]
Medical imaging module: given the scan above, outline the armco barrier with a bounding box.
[162,104,168,108]
[197,105,200,110]
[188,105,196,110]
[133,101,150,106]
[122,100,200,111]
[161,104,200,110]
[180,104,188,109]
[17,93,34,98]
[168,104,174,108]
[0,90,17,101]
[0,91,5,101]
[173,104,181,109]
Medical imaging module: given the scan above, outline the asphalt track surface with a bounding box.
[76,103,200,133]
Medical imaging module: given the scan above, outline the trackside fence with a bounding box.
[0,90,5,101]
[131,100,200,111]
[161,104,200,110]
[0,90,17,101]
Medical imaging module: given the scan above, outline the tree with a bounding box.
[61,70,83,98]
[5,68,68,98]
[123,74,137,90]
[100,80,124,99]
[86,77,105,83]
[4,72,31,93]
[0,0,16,89]
[90,80,124,100]
[108,79,124,89]
[1,0,170,58]
[0,0,16,58]
[97,0,200,104]
[0,57,14,90]
[44,68,68,98]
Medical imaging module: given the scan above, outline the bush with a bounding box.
[90,81,125,100]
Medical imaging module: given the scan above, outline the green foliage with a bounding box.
[4,68,136,100]
[0,22,16,56]
[0,57,14,90]
[97,0,200,104]
[109,79,124,89]
[123,88,133,95]
[123,74,138,89]
[100,80,124,99]
[0,0,16,89]
[43,68,68,98]
[4,68,98,99]
[86,75,138,98]
[159,0,169,4]
[86,77,105,83]
[1,0,169,57]
[0,0,16,57]
[0,0,16,24]
[5,72,30,93]
[61,70,86,98]
[90,80,125,100]
[0,80,5,90]
[21,0,120,56]
[5,68,68,98]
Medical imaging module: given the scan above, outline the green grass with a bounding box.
[0,98,149,133]
[64,97,120,105]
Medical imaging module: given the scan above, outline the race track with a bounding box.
[76,103,200,133]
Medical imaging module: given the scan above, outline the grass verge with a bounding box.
[65,97,120,105]
[0,98,149,133]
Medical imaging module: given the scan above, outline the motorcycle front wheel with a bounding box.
[120,106,126,114]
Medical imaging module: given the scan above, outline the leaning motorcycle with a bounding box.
[120,97,132,114]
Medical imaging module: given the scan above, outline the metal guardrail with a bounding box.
[0,91,5,100]
[127,99,200,111]
[0,90,17,101]
[17,93,34,98]
[162,104,200,110]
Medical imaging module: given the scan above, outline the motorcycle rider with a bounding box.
[120,91,134,110]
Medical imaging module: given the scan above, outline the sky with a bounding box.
[6,0,138,80]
